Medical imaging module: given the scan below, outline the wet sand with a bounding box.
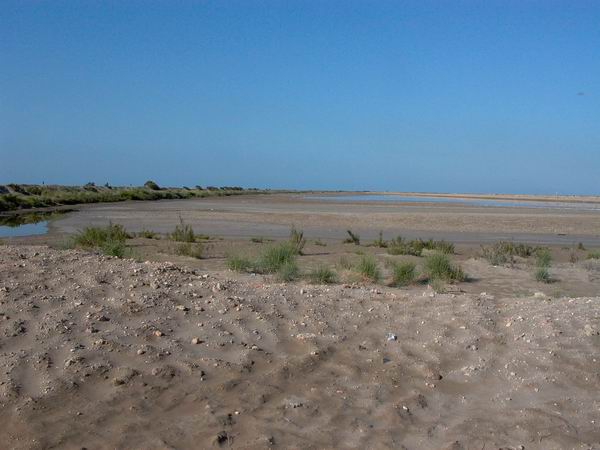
[48,193,600,246]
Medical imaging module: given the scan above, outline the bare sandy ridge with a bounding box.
[1,245,599,449]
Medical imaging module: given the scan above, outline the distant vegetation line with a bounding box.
[0,181,276,212]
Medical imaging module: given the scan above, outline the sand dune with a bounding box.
[1,245,599,449]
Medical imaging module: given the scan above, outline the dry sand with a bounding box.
[1,244,600,449]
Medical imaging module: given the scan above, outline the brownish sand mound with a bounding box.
[0,245,599,449]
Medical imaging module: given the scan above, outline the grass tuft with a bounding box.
[356,255,381,282]
[288,225,306,255]
[71,223,130,258]
[226,255,253,272]
[423,253,465,283]
[308,266,337,284]
[259,242,297,273]
[277,261,299,282]
[175,242,203,259]
[391,261,417,286]
[535,267,551,283]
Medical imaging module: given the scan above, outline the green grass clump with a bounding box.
[391,261,417,287]
[259,242,297,273]
[277,261,299,282]
[423,253,465,283]
[533,248,553,283]
[356,256,381,282]
[587,250,600,260]
[101,239,128,258]
[175,242,203,259]
[170,217,195,242]
[344,229,361,245]
[535,267,551,283]
[73,223,129,248]
[308,266,337,284]
[72,223,130,258]
[250,237,264,243]
[226,255,253,272]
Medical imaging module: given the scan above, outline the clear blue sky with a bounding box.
[1,1,599,194]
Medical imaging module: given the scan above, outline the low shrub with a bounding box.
[344,229,361,245]
[481,241,539,265]
[587,250,600,260]
[387,236,422,256]
[423,253,465,282]
[175,242,203,259]
[356,255,381,282]
[391,261,417,286]
[389,237,455,256]
[170,217,195,242]
[372,231,388,248]
[289,225,306,255]
[137,229,158,239]
[144,180,161,190]
[308,266,337,284]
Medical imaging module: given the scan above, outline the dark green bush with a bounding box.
[144,180,161,190]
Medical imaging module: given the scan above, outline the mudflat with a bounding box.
[49,193,600,245]
[1,245,599,449]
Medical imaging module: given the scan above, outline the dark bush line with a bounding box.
[0,184,276,212]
